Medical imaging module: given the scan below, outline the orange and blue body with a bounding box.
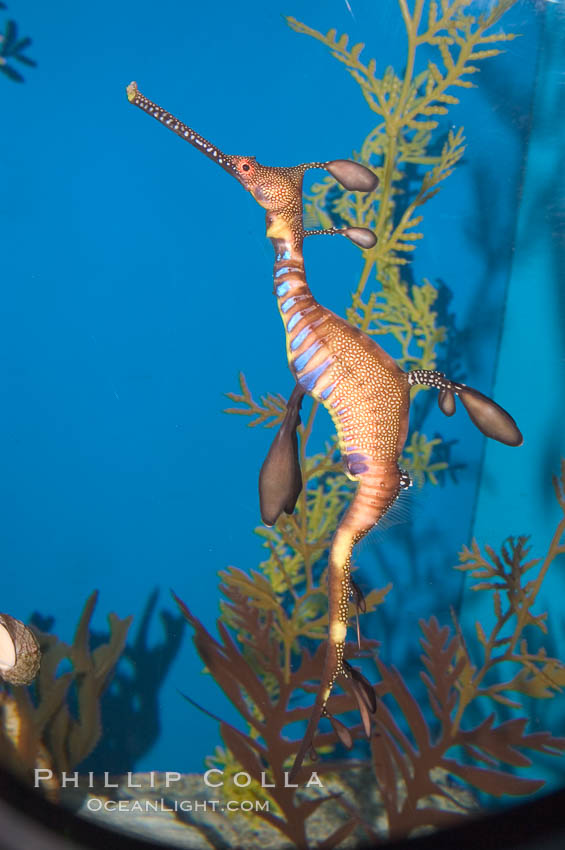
[126,82,523,779]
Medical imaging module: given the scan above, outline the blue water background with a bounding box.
[1,0,560,797]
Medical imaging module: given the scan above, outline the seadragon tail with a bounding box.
[289,461,401,781]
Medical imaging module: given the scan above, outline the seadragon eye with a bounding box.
[238,159,255,174]
[234,157,257,179]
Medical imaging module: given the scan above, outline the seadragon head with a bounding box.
[126,82,378,250]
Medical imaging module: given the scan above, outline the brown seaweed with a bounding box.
[173,460,565,846]
[370,616,565,839]
[0,591,132,795]
[173,583,374,849]
[366,461,565,838]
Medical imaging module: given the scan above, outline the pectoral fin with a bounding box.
[454,383,523,447]
[350,578,367,614]
[258,385,305,526]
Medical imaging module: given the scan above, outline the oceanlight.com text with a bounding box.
[86,798,269,814]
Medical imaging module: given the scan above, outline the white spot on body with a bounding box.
[330,620,347,643]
